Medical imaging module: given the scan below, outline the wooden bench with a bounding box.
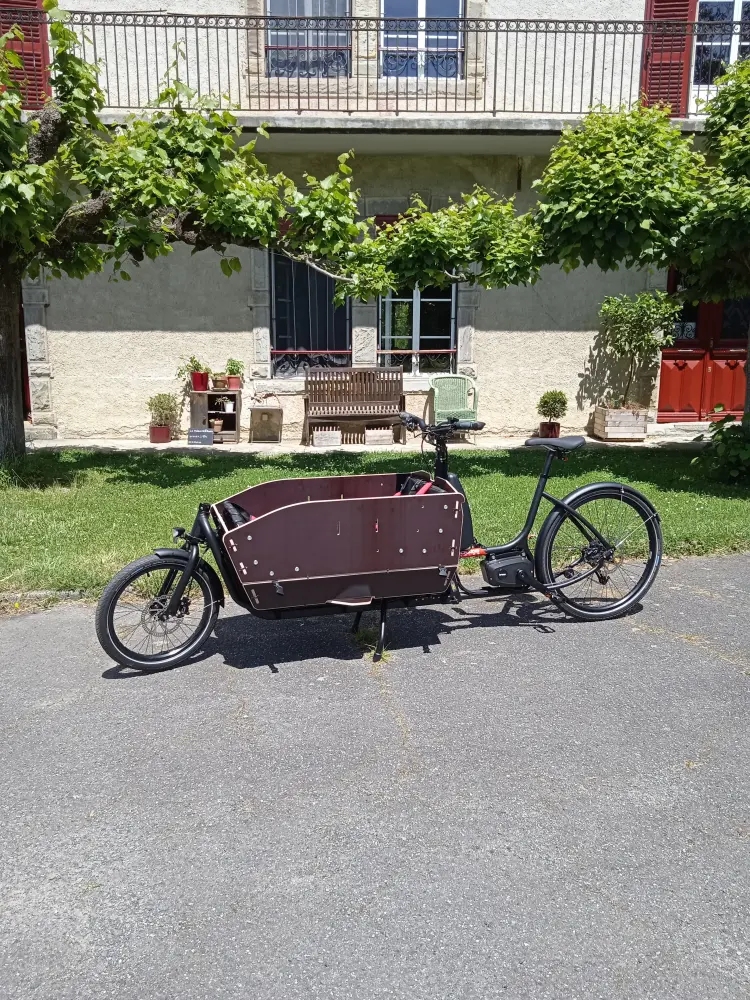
[303,367,404,445]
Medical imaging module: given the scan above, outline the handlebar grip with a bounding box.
[399,411,426,431]
[454,420,485,431]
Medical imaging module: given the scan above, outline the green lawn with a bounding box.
[1,447,748,594]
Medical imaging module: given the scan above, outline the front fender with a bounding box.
[153,548,225,607]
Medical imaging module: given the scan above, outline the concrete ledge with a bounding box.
[26,434,707,455]
[99,110,706,136]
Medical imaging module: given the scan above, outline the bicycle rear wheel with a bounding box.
[535,484,662,621]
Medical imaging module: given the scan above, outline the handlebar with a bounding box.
[399,411,485,435]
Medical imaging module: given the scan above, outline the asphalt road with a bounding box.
[1,555,749,1000]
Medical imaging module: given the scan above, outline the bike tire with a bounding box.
[95,555,220,671]
[535,483,662,621]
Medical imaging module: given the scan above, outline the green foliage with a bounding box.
[694,413,750,481]
[224,358,245,377]
[702,58,750,170]
[534,104,704,272]
[175,356,210,380]
[147,393,180,428]
[534,69,750,313]
[599,292,680,405]
[537,390,568,421]
[342,189,542,304]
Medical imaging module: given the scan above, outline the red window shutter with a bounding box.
[641,0,697,118]
[0,0,50,110]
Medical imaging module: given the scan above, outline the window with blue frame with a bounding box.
[266,0,351,78]
[381,0,464,78]
[693,0,750,87]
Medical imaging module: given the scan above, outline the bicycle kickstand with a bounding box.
[373,602,388,663]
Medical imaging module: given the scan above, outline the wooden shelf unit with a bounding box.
[189,389,242,444]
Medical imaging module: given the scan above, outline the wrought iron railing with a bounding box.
[2,10,748,116]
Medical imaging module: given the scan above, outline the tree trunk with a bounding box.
[0,258,26,465]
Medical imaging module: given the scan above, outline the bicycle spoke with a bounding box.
[109,565,210,661]
[547,493,655,611]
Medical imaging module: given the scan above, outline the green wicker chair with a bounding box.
[430,373,479,424]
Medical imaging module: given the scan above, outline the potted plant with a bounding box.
[209,417,224,434]
[536,390,568,438]
[211,370,228,390]
[215,395,234,413]
[225,358,244,390]
[176,356,210,392]
[595,292,679,441]
[147,393,179,443]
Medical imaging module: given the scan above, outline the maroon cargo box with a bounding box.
[212,472,464,611]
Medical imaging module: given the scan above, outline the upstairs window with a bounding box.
[266,0,351,78]
[693,1,750,88]
[381,0,464,78]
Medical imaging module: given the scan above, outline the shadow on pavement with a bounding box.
[101,594,643,679]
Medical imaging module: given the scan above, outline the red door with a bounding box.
[658,296,748,421]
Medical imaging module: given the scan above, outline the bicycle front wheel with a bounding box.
[95,555,219,670]
[535,484,662,621]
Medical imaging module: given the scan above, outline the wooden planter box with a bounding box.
[365,427,395,446]
[593,405,648,441]
[312,426,342,448]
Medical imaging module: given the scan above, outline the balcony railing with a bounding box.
[2,10,748,117]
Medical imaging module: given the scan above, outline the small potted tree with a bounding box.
[595,292,679,441]
[225,358,245,390]
[147,393,179,443]
[537,390,568,438]
[176,356,211,392]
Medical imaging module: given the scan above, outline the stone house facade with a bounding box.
[7,0,747,441]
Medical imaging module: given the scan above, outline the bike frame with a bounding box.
[432,435,611,561]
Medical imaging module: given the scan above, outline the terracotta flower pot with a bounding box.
[149,425,171,443]
[538,421,560,438]
[210,419,223,434]
[212,374,228,389]
[227,375,242,390]
[191,371,209,391]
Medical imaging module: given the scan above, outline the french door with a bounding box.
[658,295,748,421]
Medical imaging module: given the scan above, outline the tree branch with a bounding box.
[157,211,357,283]
[26,104,66,165]
[283,252,356,284]
[50,192,113,247]
[443,269,474,283]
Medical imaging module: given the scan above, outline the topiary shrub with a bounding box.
[537,390,568,422]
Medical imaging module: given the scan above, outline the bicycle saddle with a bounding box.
[524,436,586,451]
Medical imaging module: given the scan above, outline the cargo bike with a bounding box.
[95,413,663,670]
